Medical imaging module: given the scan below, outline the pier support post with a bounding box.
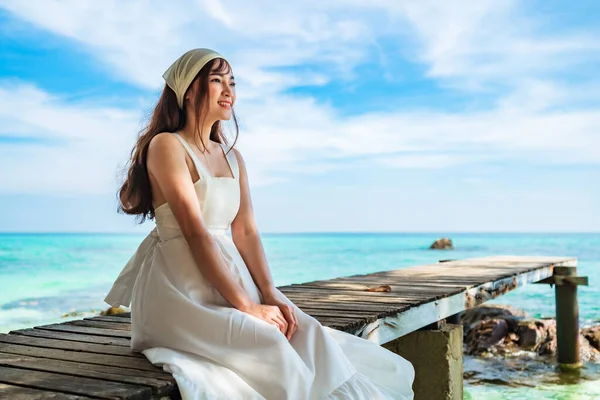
[384,323,463,400]
[536,265,588,370]
[555,266,582,369]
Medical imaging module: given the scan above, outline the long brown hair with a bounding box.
[118,58,239,223]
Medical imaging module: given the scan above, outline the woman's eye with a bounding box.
[211,78,235,87]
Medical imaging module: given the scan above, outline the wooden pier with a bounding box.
[0,255,580,399]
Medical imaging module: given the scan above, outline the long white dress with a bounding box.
[104,133,415,400]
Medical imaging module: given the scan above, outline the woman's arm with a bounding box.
[147,134,288,334]
[230,149,298,339]
[230,148,277,297]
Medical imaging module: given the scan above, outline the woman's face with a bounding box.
[206,66,236,121]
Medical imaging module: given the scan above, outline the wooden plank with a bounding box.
[289,280,472,289]
[291,268,540,285]
[284,293,434,306]
[285,291,429,302]
[34,324,131,339]
[0,343,159,372]
[10,329,131,347]
[85,316,132,324]
[281,286,462,297]
[297,306,403,319]
[300,310,380,321]
[295,301,409,313]
[282,287,440,299]
[0,365,151,399]
[313,315,370,329]
[0,334,142,358]
[66,320,131,331]
[283,287,449,298]
[0,351,172,380]
[0,352,174,397]
[0,383,93,399]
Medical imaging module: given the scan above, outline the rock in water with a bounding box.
[465,319,510,354]
[462,304,526,334]
[582,326,600,350]
[516,319,555,352]
[430,238,453,250]
[461,305,600,362]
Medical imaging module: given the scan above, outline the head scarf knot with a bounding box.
[162,48,228,109]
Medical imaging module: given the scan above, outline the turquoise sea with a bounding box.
[0,232,599,398]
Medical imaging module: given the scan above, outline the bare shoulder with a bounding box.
[148,132,182,156]
[230,147,246,165]
[147,132,187,178]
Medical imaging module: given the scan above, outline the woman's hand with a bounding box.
[242,303,289,336]
[262,288,298,340]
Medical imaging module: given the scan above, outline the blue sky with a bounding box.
[0,1,598,233]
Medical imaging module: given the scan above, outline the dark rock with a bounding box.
[462,305,526,338]
[581,335,600,362]
[465,318,509,354]
[429,238,453,250]
[462,304,600,366]
[582,326,600,350]
[538,336,556,356]
[538,333,600,362]
[516,319,555,351]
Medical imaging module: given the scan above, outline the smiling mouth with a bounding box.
[218,101,232,109]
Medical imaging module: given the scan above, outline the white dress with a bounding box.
[104,133,415,400]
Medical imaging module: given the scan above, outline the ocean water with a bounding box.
[0,232,599,398]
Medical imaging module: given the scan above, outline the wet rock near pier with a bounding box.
[583,326,600,350]
[462,305,600,362]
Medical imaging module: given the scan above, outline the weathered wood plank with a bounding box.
[295,302,408,313]
[10,329,131,347]
[66,320,132,331]
[34,324,131,339]
[0,334,142,358]
[285,291,429,302]
[0,365,151,399]
[0,383,93,399]
[284,293,434,306]
[0,351,171,380]
[0,352,174,397]
[0,343,158,372]
[300,309,403,322]
[85,316,132,324]
[281,286,463,297]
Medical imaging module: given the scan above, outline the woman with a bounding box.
[105,48,414,400]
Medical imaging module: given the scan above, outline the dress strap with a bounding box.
[220,143,239,179]
[173,133,211,180]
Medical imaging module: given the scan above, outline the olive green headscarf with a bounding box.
[162,48,228,109]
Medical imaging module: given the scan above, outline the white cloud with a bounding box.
[3,78,598,196]
[0,0,373,96]
[0,82,141,194]
[0,0,599,197]
[383,1,600,89]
